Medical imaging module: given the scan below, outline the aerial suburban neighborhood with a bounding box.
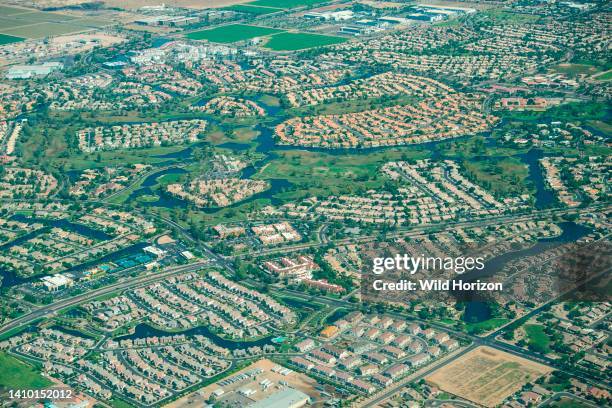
[0,0,609,407]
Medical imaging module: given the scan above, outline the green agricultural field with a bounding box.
[186,24,284,43]
[6,11,76,23]
[0,352,53,389]
[0,5,32,15]
[0,9,106,39]
[223,4,282,15]
[73,17,113,28]
[247,0,328,8]
[264,32,347,50]
[2,22,86,38]
[0,17,33,30]
[0,33,24,45]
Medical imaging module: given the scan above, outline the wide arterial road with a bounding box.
[0,261,209,337]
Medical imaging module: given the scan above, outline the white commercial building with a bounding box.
[6,62,63,79]
[247,388,310,408]
[41,274,74,291]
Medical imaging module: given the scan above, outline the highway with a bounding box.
[0,199,607,405]
[237,203,607,258]
[0,261,209,336]
[272,284,612,396]
[0,194,238,339]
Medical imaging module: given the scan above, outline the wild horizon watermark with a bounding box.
[359,239,611,305]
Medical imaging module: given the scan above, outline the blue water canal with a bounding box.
[516,149,557,209]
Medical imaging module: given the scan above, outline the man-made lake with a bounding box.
[10,214,112,241]
[516,149,557,209]
[115,323,274,350]
[127,167,188,207]
[459,221,591,322]
[0,215,119,288]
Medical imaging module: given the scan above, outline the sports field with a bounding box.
[0,33,24,45]
[186,24,284,43]
[426,347,552,407]
[264,32,347,50]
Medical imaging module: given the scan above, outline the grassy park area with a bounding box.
[465,318,510,334]
[463,157,530,197]
[552,63,599,76]
[254,148,428,200]
[0,352,53,389]
[524,324,551,354]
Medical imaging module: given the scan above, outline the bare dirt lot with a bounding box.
[426,347,552,407]
[101,0,251,9]
[416,0,497,10]
[357,1,405,9]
